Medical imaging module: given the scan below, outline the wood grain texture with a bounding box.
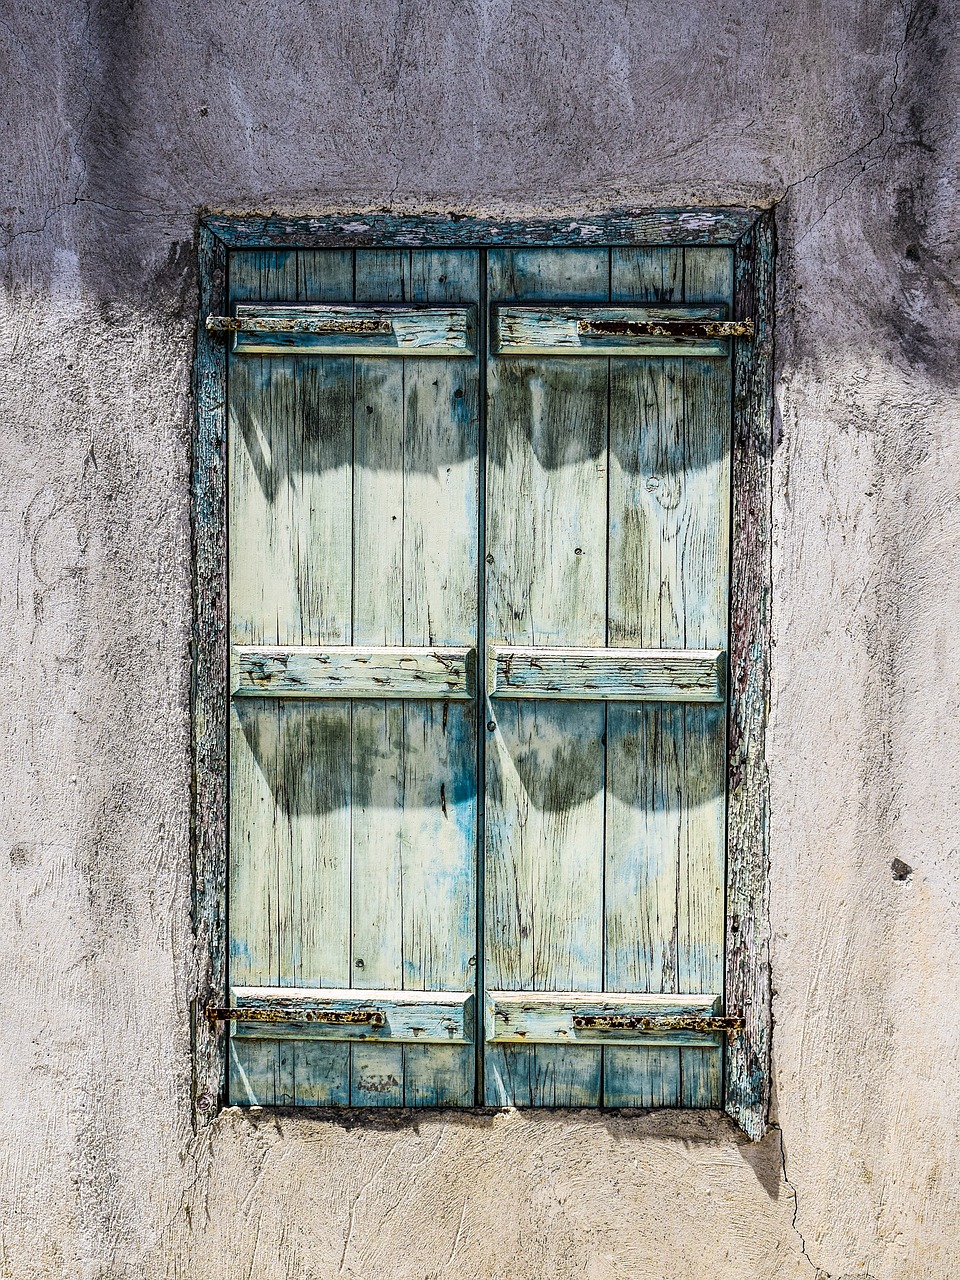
[676,246,733,1108]
[488,645,724,702]
[192,224,229,1123]
[602,245,731,1108]
[225,304,475,356]
[725,214,775,1140]
[494,305,727,356]
[229,987,474,1043]
[484,247,607,1107]
[227,247,356,1106]
[231,645,475,699]
[205,209,759,249]
[349,247,480,1107]
[486,991,721,1046]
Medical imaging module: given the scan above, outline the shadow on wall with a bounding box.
[1,0,952,397]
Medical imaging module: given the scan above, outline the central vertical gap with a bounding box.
[600,248,614,1105]
[347,251,357,1102]
[474,249,488,1105]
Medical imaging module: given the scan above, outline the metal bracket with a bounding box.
[576,318,754,339]
[571,1013,745,1035]
[207,1005,386,1027]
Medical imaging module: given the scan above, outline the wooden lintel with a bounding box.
[488,645,725,702]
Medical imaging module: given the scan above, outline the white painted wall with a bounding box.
[1,2,957,1276]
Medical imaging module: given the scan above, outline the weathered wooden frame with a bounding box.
[192,209,774,1139]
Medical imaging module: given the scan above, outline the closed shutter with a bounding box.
[227,248,481,1106]
[222,242,732,1109]
[483,247,730,1107]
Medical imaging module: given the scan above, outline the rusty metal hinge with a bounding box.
[571,1013,745,1035]
[207,1005,386,1027]
[206,314,392,336]
[576,318,754,339]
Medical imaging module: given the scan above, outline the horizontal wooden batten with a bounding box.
[209,304,475,356]
[231,645,476,700]
[225,988,474,1043]
[486,992,724,1047]
[493,305,737,356]
[488,645,725,702]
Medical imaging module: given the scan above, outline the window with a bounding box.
[193,213,773,1137]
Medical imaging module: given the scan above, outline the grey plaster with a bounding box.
[1,1,958,1276]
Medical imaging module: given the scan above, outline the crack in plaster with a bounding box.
[777,1126,831,1280]
[782,0,916,243]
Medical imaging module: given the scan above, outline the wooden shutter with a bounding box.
[226,248,480,1106]
[483,246,731,1107]
[223,241,733,1110]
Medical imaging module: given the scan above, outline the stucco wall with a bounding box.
[1,2,958,1277]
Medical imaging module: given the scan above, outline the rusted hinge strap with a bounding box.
[576,318,754,339]
[207,1005,386,1027]
[571,1013,745,1034]
[206,314,392,336]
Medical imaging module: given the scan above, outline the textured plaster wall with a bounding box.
[1,2,958,1277]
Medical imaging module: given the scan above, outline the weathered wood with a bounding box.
[228,248,356,1105]
[487,645,724,702]
[195,215,774,1129]
[348,251,409,1105]
[231,645,475,699]
[397,249,481,1106]
[216,303,475,356]
[484,247,608,1107]
[493,305,728,356]
[604,246,686,1108]
[349,248,480,1106]
[486,992,722,1046]
[192,223,229,1123]
[228,987,474,1043]
[205,208,760,249]
[725,214,775,1141]
[601,246,729,1109]
[676,246,733,1108]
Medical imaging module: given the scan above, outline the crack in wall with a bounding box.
[781,0,916,243]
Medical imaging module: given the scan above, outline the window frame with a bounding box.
[191,209,775,1139]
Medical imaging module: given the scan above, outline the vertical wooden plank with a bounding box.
[228,249,298,1103]
[349,699,406,1105]
[726,215,774,1140]
[401,250,480,1105]
[193,225,228,1121]
[484,248,608,1106]
[400,700,477,1105]
[287,250,355,1105]
[228,249,354,1104]
[677,247,732,1108]
[349,249,409,1105]
[606,246,685,1107]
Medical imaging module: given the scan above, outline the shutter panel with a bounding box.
[227,248,480,1107]
[483,246,731,1107]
